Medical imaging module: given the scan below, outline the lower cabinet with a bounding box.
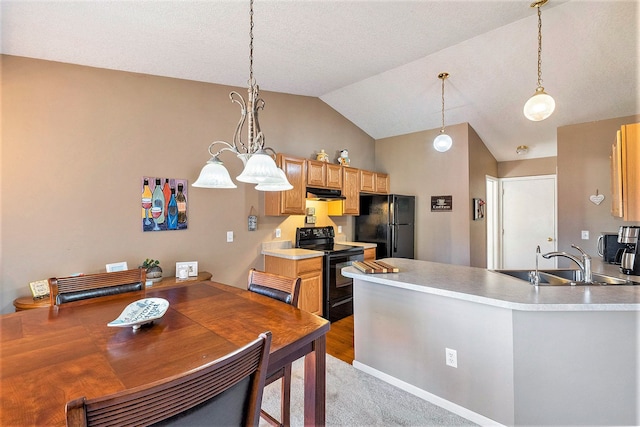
[364,247,376,261]
[264,255,323,316]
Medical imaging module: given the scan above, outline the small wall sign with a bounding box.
[431,195,453,212]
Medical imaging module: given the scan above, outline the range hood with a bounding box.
[306,187,346,201]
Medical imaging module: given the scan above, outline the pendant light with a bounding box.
[433,72,452,153]
[523,0,555,122]
[192,0,292,191]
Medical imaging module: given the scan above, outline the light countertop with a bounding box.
[342,258,640,311]
[261,240,376,259]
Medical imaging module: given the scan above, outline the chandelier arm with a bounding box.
[229,91,248,153]
[207,141,238,158]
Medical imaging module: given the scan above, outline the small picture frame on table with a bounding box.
[106,262,128,272]
[29,279,50,299]
[176,261,198,279]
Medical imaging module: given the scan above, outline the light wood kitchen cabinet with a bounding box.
[375,173,390,193]
[611,123,639,221]
[360,169,389,194]
[342,167,360,215]
[307,160,342,189]
[264,154,307,216]
[264,255,323,316]
[364,247,376,261]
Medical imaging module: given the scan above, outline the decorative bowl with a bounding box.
[107,298,169,330]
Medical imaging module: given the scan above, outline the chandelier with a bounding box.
[192,0,292,191]
[523,0,555,121]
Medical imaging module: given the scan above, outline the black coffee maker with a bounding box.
[618,226,640,275]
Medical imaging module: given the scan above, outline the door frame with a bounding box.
[486,174,557,269]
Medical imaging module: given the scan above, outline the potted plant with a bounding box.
[140,258,163,283]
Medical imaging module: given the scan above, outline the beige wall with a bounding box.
[498,157,557,178]
[0,55,374,313]
[375,123,497,267]
[468,126,498,268]
[556,115,640,260]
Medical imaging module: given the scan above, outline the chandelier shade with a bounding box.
[192,157,237,189]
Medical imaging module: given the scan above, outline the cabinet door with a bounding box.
[364,247,376,261]
[298,272,322,315]
[326,164,343,189]
[264,154,306,216]
[611,136,623,218]
[343,167,360,215]
[621,123,640,221]
[360,170,375,192]
[375,173,390,194]
[307,160,326,187]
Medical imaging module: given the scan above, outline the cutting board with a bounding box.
[352,260,399,274]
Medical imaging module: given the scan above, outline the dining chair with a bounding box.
[48,268,147,305]
[247,269,301,427]
[66,331,272,427]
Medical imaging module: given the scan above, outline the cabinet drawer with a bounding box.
[297,256,322,274]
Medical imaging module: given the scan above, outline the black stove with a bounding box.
[295,226,364,322]
[295,226,363,255]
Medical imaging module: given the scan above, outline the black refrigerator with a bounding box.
[355,194,415,259]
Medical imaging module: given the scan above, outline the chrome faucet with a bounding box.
[529,246,541,286]
[542,244,592,283]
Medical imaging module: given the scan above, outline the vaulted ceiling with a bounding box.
[2,0,638,161]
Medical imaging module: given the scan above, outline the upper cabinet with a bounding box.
[611,123,639,221]
[265,154,388,216]
[264,154,307,216]
[360,170,390,194]
[342,167,360,215]
[307,160,342,189]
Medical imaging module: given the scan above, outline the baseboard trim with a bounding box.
[352,360,505,427]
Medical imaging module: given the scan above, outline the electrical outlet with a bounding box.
[581,230,589,240]
[226,231,233,242]
[445,348,458,368]
[275,228,281,238]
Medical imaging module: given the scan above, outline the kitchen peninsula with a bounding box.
[342,258,640,426]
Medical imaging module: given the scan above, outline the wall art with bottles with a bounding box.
[141,177,188,232]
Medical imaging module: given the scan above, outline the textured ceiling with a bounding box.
[2,0,638,161]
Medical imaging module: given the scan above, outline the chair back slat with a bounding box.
[49,268,146,305]
[247,269,301,307]
[66,331,271,427]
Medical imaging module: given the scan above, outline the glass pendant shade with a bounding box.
[523,87,555,121]
[433,132,453,152]
[236,152,288,184]
[255,168,294,191]
[192,159,237,189]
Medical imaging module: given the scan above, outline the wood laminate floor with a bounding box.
[326,315,354,364]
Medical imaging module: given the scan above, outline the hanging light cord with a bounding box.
[438,72,449,133]
[249,0,254,89]
[535,1,544,89]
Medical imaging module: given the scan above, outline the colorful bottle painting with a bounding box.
[167,187,178,230]
[177,183,187,225]
[162,178,171,215]
[151,178,165,225]
[141,178,152,226]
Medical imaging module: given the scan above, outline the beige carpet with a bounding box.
[260,354,477,426]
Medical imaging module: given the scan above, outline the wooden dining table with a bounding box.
[0,280,330,426]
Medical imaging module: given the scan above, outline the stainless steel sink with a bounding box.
[492,269,638,286]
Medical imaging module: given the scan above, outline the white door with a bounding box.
[500,175,557,269]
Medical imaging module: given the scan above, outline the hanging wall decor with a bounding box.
[473,198,486,220]
[141,177,188,232]
[431,195,453,212]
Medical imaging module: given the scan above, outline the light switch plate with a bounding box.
[226,231,233,242]
[581,230,589,240]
